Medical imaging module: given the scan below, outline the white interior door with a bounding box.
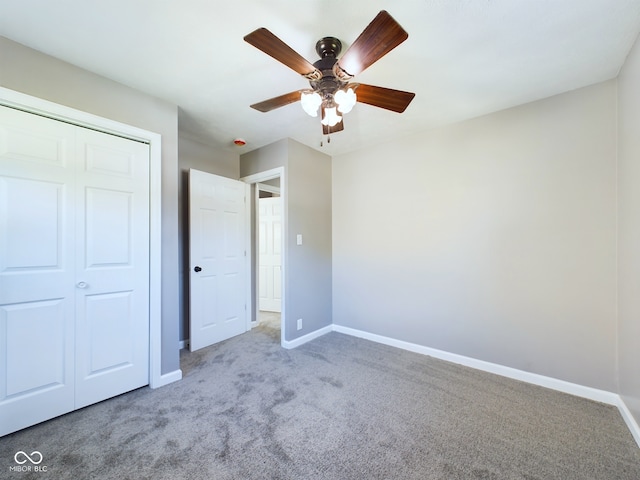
[189,169,247,351]
[0,105,150,435]
[259,197,282,312]
[0,106,76,435]
[73,127,150,409]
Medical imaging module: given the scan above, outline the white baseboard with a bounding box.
[178,339,188,350]
[332,325,618,405]
[617,397,640,447]
[282,325,333,349]
[150,369,182,389]
[332,324,640,449]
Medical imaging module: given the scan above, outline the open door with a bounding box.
[189,169,248,351]
[258,195,282,313]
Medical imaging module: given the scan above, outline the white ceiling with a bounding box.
[1,0,639,157]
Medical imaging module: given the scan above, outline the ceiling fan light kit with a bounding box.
[244,10,416,138]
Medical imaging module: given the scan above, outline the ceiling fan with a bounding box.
[244,10,416,135]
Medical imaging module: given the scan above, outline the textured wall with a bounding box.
[333,81,618,391]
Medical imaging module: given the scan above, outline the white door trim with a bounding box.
[0,86,170,389]
[240,167,286,347]
[257,182,281,195]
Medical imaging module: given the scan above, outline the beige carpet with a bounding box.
[1,325,639,479]
[258,310,281,330]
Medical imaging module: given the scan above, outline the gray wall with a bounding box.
[618,32,640,424]
[287,140,333,339]
[240,139,289,175]
[0,36,181,375]
[240,140,289,325]
[241,139,332,341]
[5,30,637,424]
[178,135,240,342]
[333,81,618,391]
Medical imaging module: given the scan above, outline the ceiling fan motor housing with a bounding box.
[316,37,342,58]
[311,37,349,104]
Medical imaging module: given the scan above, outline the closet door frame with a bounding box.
[0,86,167,389]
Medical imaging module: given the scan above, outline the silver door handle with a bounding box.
[77,281,88,289]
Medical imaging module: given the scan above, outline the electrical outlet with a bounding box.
[297,318,302,330]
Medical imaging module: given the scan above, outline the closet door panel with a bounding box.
[4,300,68,395]
[74,128,150,409]
[84,291,134,371]
[0,106,76,436]
[85,187,133,266]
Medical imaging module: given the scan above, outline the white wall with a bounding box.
[618,32,640,424]
[333,81,618,391]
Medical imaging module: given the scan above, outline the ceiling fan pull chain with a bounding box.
[320,134,331,147]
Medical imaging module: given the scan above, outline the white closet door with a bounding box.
[0,105,151,435]
[0,107,77,435]
[74,128,150,408]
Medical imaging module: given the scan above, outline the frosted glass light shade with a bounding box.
[321,107,342,127]
[335,88,357,114]
[300,91,322,117]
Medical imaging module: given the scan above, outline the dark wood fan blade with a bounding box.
[250,90,305,112]
[336,11,408,78]
[244,28,322,79]
[350,83,415,113]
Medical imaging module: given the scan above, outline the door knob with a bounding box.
[194,266,202,272]
[77,281,88,289]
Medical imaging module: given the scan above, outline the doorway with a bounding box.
[240,167,286,346]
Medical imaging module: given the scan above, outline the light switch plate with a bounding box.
[296,234,303,245]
